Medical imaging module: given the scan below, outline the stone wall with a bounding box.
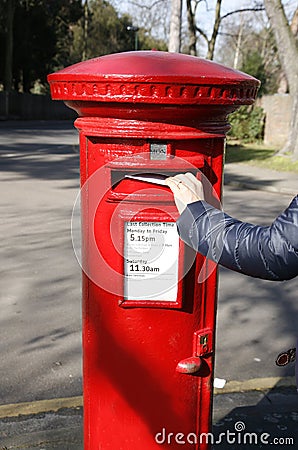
[0,92,76,120]
[0,92,293,148]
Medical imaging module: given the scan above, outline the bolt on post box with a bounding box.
[48,51,259,450]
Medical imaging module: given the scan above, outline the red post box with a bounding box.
[48,51,259,449]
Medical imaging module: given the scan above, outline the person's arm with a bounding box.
[177,196,298,281]
[166,174,298,281]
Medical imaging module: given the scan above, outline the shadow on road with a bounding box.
[224,170,282,191]
[212,382,298,450]
[0,143,79,181]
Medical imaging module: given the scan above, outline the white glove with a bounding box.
[165,172,205,214]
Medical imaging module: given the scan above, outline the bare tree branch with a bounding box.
[198,0,212,13]
[207,0,222,59]
[218,32,239,38]
[195,26,209,43]
[186,0,197,55]
[128,0,165,11]
[194,0,208,15]
[221,7,265,22]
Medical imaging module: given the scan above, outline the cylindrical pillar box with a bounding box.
[48,51,259,450]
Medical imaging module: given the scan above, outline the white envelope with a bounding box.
[124,173,168,186]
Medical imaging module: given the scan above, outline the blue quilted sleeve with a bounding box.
[176,196,298,281]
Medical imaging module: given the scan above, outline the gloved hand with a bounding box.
[165,172,205,214]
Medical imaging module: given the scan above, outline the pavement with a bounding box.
[224,162,297,197]
[0,124,297,449]
[0,381,297,449]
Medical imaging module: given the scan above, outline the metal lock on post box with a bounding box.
[48,51,259,450]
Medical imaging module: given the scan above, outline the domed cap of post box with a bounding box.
[48,51,260,106]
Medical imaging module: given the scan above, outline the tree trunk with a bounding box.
[186,0,197,56]
[82,0,89,60]
[277,8,298,93]
[233,17,243,69]
[264,0,298,158]
[168,0,182,52]
[4,0,16,93]
[206,0,222,60]
[286,93,298,159]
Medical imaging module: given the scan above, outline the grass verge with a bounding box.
[226,142,298,174]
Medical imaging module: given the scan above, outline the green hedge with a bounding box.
[228,105,265,142]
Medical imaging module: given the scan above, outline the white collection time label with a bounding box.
[124,221,179,302]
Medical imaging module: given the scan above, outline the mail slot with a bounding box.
[48,51,259,450]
